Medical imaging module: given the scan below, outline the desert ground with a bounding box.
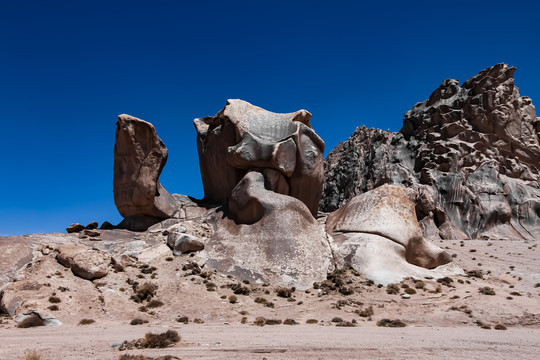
[0,231,538,360]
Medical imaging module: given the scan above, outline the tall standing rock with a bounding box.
[321,64,540,240]
[194,99,325,216]
[113,114,178,230]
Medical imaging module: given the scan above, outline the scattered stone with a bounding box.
[56,245,110,280]
[66,223,85,233]
[85,221,99,230]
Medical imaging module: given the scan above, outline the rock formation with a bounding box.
[113,114,179,230]
[321,64,540,240]
[194,99,325,216]
[203,172,333,290]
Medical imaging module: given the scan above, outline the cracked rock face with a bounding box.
[194,99,325,216]
[113,114,179,230]
[321,64,540,240]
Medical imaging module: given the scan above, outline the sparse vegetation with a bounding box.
[120,330,181,350]
[48,296,61,303]
[306,319,319,324]
[47,305,59,311]
[147,299,164,308]
[479,286,496,295]
[355,305,374,317]
[228,295,238,304]
[130,318,148,325]
[386,283,400,295]
[331,317,343,323]
[494,324,507,330]
[376,319,406,327]
[276,287,293,298]
[78,318,95,325]
[176,316,189,324]
[283,319,297,325]
[17,315,45,328]
[20,350,43,360]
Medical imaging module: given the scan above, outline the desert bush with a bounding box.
[283,319,297,325]
[336,321,356,327]
[404,288,417,295]
[479,287,496,295]
[306,319,318,324]
[265,319,282,325]
[48,296,61,304]
[193,318,204,324]
[254,297,267,304]
[339,286,354,295]
[386,284,399,295]
[376,319,406,327]
[78,318,95,325]
[241,317,247,324]
[437,277,454,287]
[176,316,189,324]
[466,269,483,279]
[146,299,164,308]
[355,306,374,317]
[132,283,158,302]
[331,317,343,323]
[494,324,507,330]
[414,280,425,289]
[141,330,181,348]
[47,305,59,311]
[480,325,491,329]
[228,295,238,304]
[17,315,45,328]
[254,317,266,326]
[228,283,250,295]
[130,318,148,325]
[509,292,522,296]
[20,350,43,360]
[276,287,292,298]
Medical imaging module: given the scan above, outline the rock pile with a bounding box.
[321,64,540,240]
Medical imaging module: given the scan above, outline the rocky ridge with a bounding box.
[321,64,540,241]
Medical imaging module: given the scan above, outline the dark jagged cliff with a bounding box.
[321,64,540,240]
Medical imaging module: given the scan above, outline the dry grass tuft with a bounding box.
[78,318,95,325]
[20,350,43,360]
[376,319,406,327]
[17,315,45,328]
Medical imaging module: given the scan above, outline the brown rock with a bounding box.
[167,232,204,255]
[194,99,324,216]
[66,223,85,233]
[85,221,99,230]
[56,245,110,280]
[113,114,179,230]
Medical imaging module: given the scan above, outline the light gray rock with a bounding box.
[56,245,110,280]
[167,232,204,255]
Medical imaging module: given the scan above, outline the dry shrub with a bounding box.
[479,287,496,295]
[264,319,282,325]
[386,284,400,295]
[336,321,356,327]
[276,287,292,298]
[193,318,204,324]
[48,296,61,304]
[228,295,238,304]
[466,269,483,279]
[414,280,425,289]
[306,319,319,324]
[228,283,250,295]
[254,297,268,304]
[21,350,42,360]
[376,319,406,327]
[78,318,95,325]
[47,305,59,311]
[130,318,148,325]
[146,299,164,308]
[494,324,507,330]
[141,330,181,348]
[404,288,417,295]
[17,315,45,328]
[240,317,247,324]
[176,316,189,324]
[283,319,297,325]
[331,317,343,323]
[254,317,266,326]
[355,306,374,317]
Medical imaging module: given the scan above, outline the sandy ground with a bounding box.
[1,323,539,360]
[1,231,538,360]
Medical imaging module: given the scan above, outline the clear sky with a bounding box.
[1,0,539,235]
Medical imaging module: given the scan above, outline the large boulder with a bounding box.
[113,114,178,230]
[202,172,333,290]
[321,64,540,240]
[326,185,459,284]
[194,99,325,216]
[56,245,110,280]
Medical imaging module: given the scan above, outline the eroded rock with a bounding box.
[321,64,540,240]
[113,114,179,230]
[194,99,325,216]
[56,245,110,280]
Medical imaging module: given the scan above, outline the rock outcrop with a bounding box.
[56,245,110,280]
[203,172,333,290]
[321,64,540,240]
[194,99,325,216]
[113,114,179,230]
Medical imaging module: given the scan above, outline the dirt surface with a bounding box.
[1,323,539,360]
[0,230,538,360]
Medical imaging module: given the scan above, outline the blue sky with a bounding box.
[1,0,539,235]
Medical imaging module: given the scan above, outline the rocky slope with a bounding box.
[321,64,540,241]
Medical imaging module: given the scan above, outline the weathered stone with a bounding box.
[84,229,100,237]
[85,221,99,230]
[66,223,85,233]
[99,221,115,230]
[326,185,452,269]
[167,232,204,255]
[202,172,333,290]
[194,99,324,216]
[56,245,110,280]
[113,114,179,230]
[321,64,540,240]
